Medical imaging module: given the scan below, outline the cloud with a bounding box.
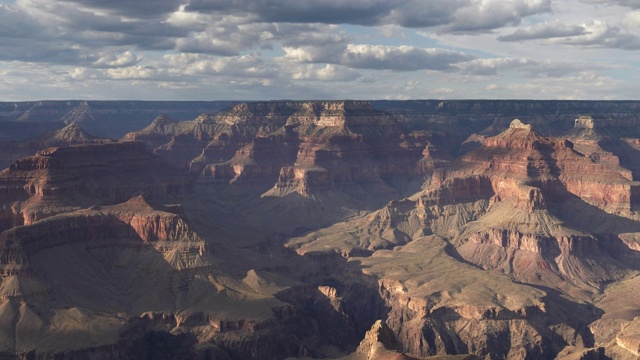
[184,0,550,30]
[443,0,552,33]
[624,11,640,29]
[186,0,398,26]
[291,64,360,81]
[93,51,141,68]
[281,30,351,63]
[56,0,183,18]
[0,0,638,101]
[499,18,640,50]
[14,0,188,50]
[459,57,584,77]
[502,71,625,99]
[106,65,160,80]
[340,44,473,71]
[550,20,640,50]
[580,0,640,9]
[0,3,46,39]
[498,21,586,41]
[163,53,278,78]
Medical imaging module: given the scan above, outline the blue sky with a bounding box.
[0,0,639,101]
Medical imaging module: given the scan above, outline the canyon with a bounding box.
[1,100,640,359]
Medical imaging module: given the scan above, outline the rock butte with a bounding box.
[1,100,640,359]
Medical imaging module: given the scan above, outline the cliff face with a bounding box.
[0,141,190,231]
[0,122,114,171]
[284,115,640,359]
[4,101,640,359]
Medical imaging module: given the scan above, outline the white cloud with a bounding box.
[502,71,626,99]
[498,21,586,41]
[0,0,638,100]
[93,51,140,68]
[459,57,584,77]
[106,65,158,79]
[341,44,473,71]
[580,0,640,9]
[443,0,552,33]
[547,20,640,50]
[163,52,277,78]
[291,64,360,81]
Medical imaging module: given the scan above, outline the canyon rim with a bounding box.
[1,100,640,359]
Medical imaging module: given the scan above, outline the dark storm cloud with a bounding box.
[185,0,550,30]
[57,0,184,18]
[2,0,557,63]
[0,4,94,64]
[185,0,398,26]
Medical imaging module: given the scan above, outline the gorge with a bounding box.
[1,100,640,359]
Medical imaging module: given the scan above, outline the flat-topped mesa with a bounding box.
[215,102,297,127]
[36,140,146,158]
[285,101,398,133]
[9,156,62,171]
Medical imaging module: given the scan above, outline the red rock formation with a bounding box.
[6,103,640,360]
[0,141,189,231]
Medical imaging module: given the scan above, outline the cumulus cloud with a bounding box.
[163,53,278,78]
[552,20,640,50]
[443,0,552,33]
[281,30,351,63]
[93,51,141,68]
[580,0,640,9]
[500,18,640,50]
[106,65,160,80]
[341,45,473,71]
[0,0,638,100]
[502,71,626,99]
[291,64,360,81]
[498,21,586,41]
[459,57,584,77]
[2,0,555,65]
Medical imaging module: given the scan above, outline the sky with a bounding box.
[0,0,639,101]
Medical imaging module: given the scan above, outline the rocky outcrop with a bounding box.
[0,123,113,171]
[125,103,297,171]
[0,196,205,275]
[0,142,190,231]
[6,101,640,359]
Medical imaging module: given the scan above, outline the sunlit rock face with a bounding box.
[2,101,640,359]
